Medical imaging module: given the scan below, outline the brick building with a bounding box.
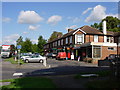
[44,21,120,63]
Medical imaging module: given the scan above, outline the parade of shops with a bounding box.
[44,21,120,63]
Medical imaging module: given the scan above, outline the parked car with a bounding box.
[46,53,56,58]
[56,52,66,60]
[20,53,32,61]
[24,55,46,63]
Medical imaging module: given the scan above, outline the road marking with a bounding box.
[81,74,99,77]
[13,73,23,76]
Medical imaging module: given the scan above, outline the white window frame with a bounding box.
[94,35,98,42]
[75,34,84,44]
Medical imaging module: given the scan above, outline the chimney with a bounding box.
[103,20,107,34]
[57,34,62,38]
[103,21,107,42]
[68,29,74,33]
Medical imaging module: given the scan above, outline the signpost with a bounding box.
[17,45,21,65]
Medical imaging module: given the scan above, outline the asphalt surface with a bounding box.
[1,58,110,80]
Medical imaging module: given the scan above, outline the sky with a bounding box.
[1,1,119,45]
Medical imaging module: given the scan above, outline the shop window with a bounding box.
[93,46,101,58]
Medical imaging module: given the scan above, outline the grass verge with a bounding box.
[1,77,56,89]
[4,57,25,64]
[86,79,120,88]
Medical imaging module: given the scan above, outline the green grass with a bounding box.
[86,79,120,88]
[4,57,25,64]
[1,77,56,89]
[0,79,14,82]
[74,70,111,79]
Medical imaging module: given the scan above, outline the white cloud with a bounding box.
[82,8,92,15]
[85,5,119,22]
[85,5,106,22]
[65,25,77,30]
[2,34,20,45]
[31,39,38,44]
[18,11,44,24]
[67,17,81,23]
[23,32,29,34]
[28,25,40,30]
[2,17,11,23]
[47,15,62,25]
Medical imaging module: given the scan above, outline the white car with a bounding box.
[24,55,46,63]
[21,55,32,61]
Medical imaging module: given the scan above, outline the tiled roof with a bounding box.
[47,25,119,44]
[79,25,103,35]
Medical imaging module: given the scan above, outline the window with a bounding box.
[93,46,101,58]
[94,35,98,42]
[70,36,72,43]
[119,37,120,43]
[110,37,114,43]
[108,47,115,50]
[66,37,68,44]
[58,40,60,46]
[61,39,63,45]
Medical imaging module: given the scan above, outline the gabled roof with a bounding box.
[79,25,103,35]
[46,25,119,44]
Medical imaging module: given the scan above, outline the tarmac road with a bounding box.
[1,58,110,80]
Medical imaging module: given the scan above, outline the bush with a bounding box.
[83,58,93,63]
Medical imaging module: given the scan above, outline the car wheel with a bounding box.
[39,59,43,63]
[25,59,29,63]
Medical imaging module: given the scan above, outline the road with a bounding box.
[1,58,110,80]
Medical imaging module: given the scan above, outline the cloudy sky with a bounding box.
[1,1,119,45]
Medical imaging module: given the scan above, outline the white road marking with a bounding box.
[13,73,23,76]
[81,74,99,77]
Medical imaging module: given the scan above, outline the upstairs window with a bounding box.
[70,36,72,43]
[94,35,98,42]
[75,34,84,44]
[66,37,68,44]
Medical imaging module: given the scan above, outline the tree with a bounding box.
[16,36,23,45]
[10,44,16,54]
[91,16,120,32]
[48,31,63,42]
[91,23,99,29]
[37,36,47,55]
[21,38,32,53]
[31,44,38,53]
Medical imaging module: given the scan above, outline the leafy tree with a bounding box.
[16,36,23,45]
[31,44,38,53]
[37,36,47,55]
[21,38,32,53]
[91,16,120,32]
[48,31,63,42]
[10,44,16,54]
[91,23,99,29]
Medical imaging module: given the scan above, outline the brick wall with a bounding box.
[101,46,117,60]
[89,35,94,42]
[98,36,104,42]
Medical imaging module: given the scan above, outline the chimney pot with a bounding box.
[68,29,74,33]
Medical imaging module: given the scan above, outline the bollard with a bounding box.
[43,59,47,67]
